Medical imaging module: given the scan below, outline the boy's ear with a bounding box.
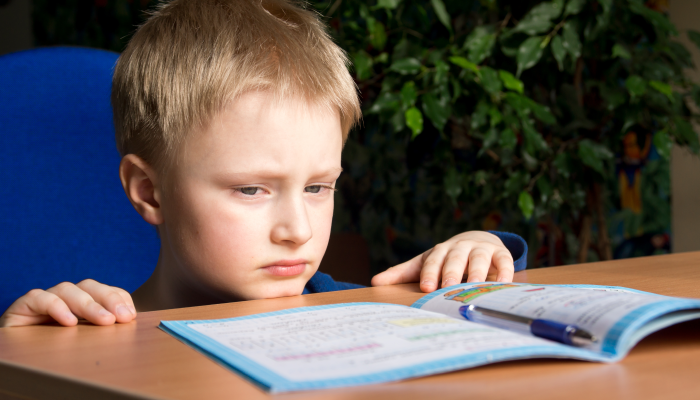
[119,154,163,225]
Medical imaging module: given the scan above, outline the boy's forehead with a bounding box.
[221,91,342,125]
[177,91,343,175]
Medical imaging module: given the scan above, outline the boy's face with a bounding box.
[158,91,342,302]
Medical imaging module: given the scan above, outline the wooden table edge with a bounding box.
[0,358,163,400]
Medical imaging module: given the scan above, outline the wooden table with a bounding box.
[1,252,700,400]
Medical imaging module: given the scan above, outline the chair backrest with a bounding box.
[0,47,159,313]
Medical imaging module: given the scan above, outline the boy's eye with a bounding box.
[305,185,333,194]
[237,187,260,195]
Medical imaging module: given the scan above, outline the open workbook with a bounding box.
[160,282,700,393]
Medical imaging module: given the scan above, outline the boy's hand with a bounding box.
[0,280,136,328]
[371,231,514,292]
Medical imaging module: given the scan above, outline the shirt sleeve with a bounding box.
[488,230,528,272]
[303,271,366,294]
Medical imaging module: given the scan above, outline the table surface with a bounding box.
[1,252,700,400]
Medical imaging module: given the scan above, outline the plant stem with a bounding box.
[593,183,612,260]
[577,215,591,263]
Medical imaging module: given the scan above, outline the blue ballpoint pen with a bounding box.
[459,304,598,347]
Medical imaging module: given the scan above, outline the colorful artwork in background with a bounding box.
[611,127,671,260]
[619,129,652,215]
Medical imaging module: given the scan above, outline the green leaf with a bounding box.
[514,17,553,36]
[400,82,418,108]
[449,56,480,75]
[430,0,452,33]
[505,171,529,195]
[672,117,700,153]
[368,20,387,51]
[516,36,546,77]
[600,85,626,110]
[422,94,451,131]
[531,103,556,125]
[578,139,613,174]
[444,168,463,205]
[376,0,402,9]
[498,70,524,94]
[564,0,586,16]
[464,27,496,64]
[471,100,490,130]
[625,75,647,98]
[514,3,559,35]
[553,153,571,178]
[691,85,700,109]
[629,2,678,36]
[405,107,424,139]
[488,106,502,127]
[562,22,581,60]
[612,44,631,60]
[530,1,563,19]
[482,127,499,149]
[352,50,373,80]
[551,35,566,71]
[389,58,422,75]
[479,67,502,94]
[521,118,548,154]
[536,176,553,203]
[504,92,532,117]
[433,60,450,86]
[367,91,400,114]
[518,191,535,219]
[649,80,674,101]
[499,128,517,150]
[653,130,673,159]
[688,30,700,51]
[389,109,406,132]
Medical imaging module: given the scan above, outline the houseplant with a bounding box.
[318,0,700,272]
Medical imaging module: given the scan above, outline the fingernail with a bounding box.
[128,305,136,316]
[98,308,112,317]
[116,304,131,318]
[442,278,457,287]
[65,312,78,323]
[421,280,436,287]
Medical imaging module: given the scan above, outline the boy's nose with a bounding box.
[270,194,313,246]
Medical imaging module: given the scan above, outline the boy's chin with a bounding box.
[238,278,308,301]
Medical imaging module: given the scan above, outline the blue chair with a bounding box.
[0,47,160,313]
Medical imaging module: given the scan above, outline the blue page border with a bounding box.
[160,302,601,393]
[601,298,700,357]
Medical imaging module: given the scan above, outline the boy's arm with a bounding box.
[0,280,136,328]
[371,231,526,292]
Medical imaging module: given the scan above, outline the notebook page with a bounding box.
[167,303,569,386]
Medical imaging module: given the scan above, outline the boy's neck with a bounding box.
[132,247,229,312]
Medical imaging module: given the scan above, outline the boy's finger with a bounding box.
[47,283,116,326]
[113,287,137,316]
[0,289,78,327]
[419,244,452,292]
[439,247,471,288]
[466,248,493,283]
[77,280,136,323]
[492,250,515,282]
[370,253,425,286]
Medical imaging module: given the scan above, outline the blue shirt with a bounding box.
[303,231,528,294]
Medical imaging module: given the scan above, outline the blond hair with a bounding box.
[112,0,360,169]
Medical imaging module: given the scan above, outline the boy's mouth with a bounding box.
[261,259,308,276]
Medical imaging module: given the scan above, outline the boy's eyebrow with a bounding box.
[216,167,343,181]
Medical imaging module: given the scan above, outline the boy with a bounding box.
[0,0,526,328]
